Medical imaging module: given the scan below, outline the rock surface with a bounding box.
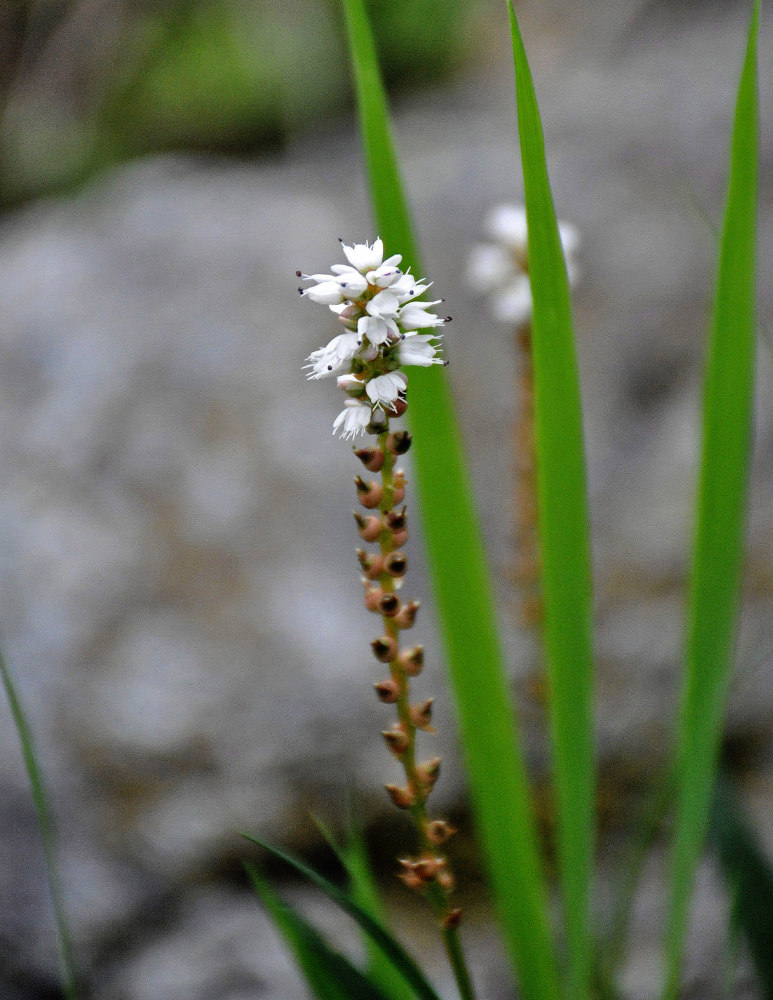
[0,0,771,996]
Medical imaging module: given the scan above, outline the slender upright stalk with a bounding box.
[357,424,476,1000]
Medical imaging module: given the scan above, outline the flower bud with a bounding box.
[354,446,384,472]
[377,593,401,617]
[357,549,384,580]
[426,819,456,845]
[364,585,384,612]
[437,870,455,892]
[381,726,409,756]
[355,475,383,509]
[417,757,441,790]
[337,304,362,330]
[390,397,408,417]
[398,645,424,675]
[411,697,434,731]
[374,679,399,703]
[391,529,409,547]
[386,506,407,532]
[442,908,463,930]
[367,408,388,433]
[394,600,420,629]
[387,430,412,455]
[398,859,424,890]
[337,373,365,395]
[371,635,398,662]
[353,512,383,542]
[385,783,415,809]
[412,855,445,881]
[384,551,407,578]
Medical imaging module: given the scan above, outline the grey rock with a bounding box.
[0,1,771,996]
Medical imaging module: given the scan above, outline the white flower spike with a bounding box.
[467,203,580,326]
[299,239,447,437]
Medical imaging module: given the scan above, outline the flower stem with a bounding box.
[442,918,477,1000]
[366,424,477,1000]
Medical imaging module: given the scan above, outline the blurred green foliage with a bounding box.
[0,0,474,207]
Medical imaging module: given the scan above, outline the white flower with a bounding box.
[365,289,400,319]
[366,255,403,288]
[301,280,346,306]
[340,238,385,273]
[304,332,361,379]
[357,314,398,346]
[398,334,444,367]
[300,238,448,431]
[467,203,580,325]
[330,266,369,297]
[366,371,407,411]
[466,244,514,289]
[490,274,533,325]
[332,399,372,440]
[392,272,431,302]
[397,300,446,331]
[486,204,529,253]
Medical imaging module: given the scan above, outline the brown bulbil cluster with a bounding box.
[353,427,460,925]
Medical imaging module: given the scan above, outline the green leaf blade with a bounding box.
[241,832,443,1000]
[339,2,563,998]
[246,862,391,1000]
[508,7,595,1000]
[711,777,773,999]
[316,819,415,1000]
[339,0,418,271]
[1,648,80,1000]
[663,5,759,998]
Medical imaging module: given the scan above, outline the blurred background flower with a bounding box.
[466,202,581,324]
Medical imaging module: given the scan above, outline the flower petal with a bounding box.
[341,238,384,273]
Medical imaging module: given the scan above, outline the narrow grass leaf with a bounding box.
[710,777,773,999]
[246,863,391,1000]
[508,6,595,999]
[241,832,443,1000]
[339,3,562,999]
[314,817,415,1000]
[0,647,79,1000]
[662,5,759,997]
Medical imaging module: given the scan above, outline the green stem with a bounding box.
[442,920,477,1000]
[0,646,80,1000]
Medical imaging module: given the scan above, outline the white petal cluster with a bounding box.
[300,238,446,439]
[466,204,580,326]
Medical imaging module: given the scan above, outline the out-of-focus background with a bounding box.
[0,0,771,997]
